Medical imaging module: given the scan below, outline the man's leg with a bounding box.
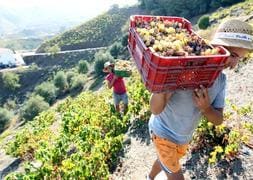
[164,169,184,180]
[148,159,162,180]
[113,93,120,112]
[123,104,128,114]
[122,93,129,114]
[115,104,120,112]
[152,134,187,180]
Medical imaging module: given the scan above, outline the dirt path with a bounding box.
[110,59,253,180]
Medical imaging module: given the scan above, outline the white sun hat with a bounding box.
[211,19,253,50]
[103,61,114,72]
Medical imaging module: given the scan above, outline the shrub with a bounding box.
[34,82,58,105]
[66,71,78,85]
[70,75,85,91]
[94,51,114,76]
[21,95,49,121]
[45,44,60,54]
[29,63,39,70]
[198,15,210,29]
[78,60,89,74]
[2,72,20,91]
[121,33,129,47]
[3,99,16,111]
[54,71,68,91]
[109,42,123,58]
[0,107,12,133]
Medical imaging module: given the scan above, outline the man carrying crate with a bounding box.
[147,19,253,180]
[103,61,129,114]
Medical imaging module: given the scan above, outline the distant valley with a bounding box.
[0,6,94,50]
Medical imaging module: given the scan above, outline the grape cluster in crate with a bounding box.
[136,17,220,57]
[114,60,132,77]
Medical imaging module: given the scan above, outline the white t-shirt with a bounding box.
[149,73,226,144]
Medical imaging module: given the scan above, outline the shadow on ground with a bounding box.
[128,118,151,145]
[183,148,245,179]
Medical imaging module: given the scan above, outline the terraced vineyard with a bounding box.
[4,72,150,179]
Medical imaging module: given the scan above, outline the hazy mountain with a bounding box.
[0,6,91,38]
[0,7,21,35]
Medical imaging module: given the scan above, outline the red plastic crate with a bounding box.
[128,15,230,92]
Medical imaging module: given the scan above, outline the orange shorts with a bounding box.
[152,133,188,173]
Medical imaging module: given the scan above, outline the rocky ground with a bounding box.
[110,59,253,180]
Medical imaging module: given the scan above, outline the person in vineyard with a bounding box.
[147,19,253,180]
[103,61,129,114]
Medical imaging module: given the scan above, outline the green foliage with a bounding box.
[34,82,58,105]
[54,71,68,92]
[66,71,78,85]
[37,7,139,52]
[3,99,17,111]
[94,51,114,76]
[198,15,210,29]
[127,71,150,117]
[78,60,89,74]
[29,63,39,71]
[193,103,253,164]
[5,70,150,179]
[220,0,245,6]
[109,42,123,59]
[210,0,223,9]
[70,74,85,91]
[2,72,20,91]
[138,0,245,18]
[20,95,50,121]
[121,33,129,47]
[243,122,253,134]
[0,107,12,133]
[6,111,56,157]
[45,44,60,54]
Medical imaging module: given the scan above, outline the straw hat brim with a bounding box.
[211,38,253,50]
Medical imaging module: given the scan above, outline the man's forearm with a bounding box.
[108,78,116,89]
[202,107,223,125]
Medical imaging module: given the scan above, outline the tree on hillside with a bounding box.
[20,95,49,121]
[2,72,21,91]
[70,74,86,92]
[0,107,12,133]
[109,42,123,59]
[66,71,78,86]
[3,99,17,111]
[78,60,89,74]
[34,82,58,105]
[54,71,68,92]
[121,33,129,47]
[94,51,114,76]
[220,0,245,6]
[198,15,210,29]
[45,44,60,54]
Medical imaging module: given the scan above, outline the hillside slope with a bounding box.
[36,6,145,53]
